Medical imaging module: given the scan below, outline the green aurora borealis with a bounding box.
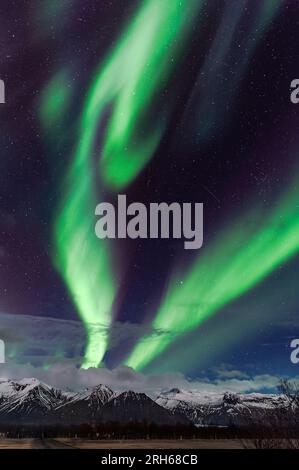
[125,175,299,370]
[52,0,202,368]
[85,0,202,191]
[38,0,298,372]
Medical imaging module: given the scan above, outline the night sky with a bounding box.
[1,0,299,390]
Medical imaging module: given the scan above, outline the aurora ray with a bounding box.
[85,0,202,190]
[51,0,202,368]
[125,174,299,370]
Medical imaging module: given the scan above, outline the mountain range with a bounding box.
[157,388,292,427]
[0,378,294,427]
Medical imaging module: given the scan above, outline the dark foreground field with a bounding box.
[1,438,299,449]
[0,438,247,449]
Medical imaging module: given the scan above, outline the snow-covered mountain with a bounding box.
[0,379,187,426]
[56,384,115,423]
[0,378,72,423]
[0,379,294,427]
[156,388,290,427]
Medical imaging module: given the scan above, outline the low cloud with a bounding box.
[0,360,284,397]
[212,364,250,380]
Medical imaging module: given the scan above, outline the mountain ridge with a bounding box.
[0,378,187,426]
[0,378,292,427]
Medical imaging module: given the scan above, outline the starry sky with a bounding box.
[1,0,299,390]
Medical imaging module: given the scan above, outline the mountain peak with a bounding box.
[91,384,113,393]
[117,390,148,401]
